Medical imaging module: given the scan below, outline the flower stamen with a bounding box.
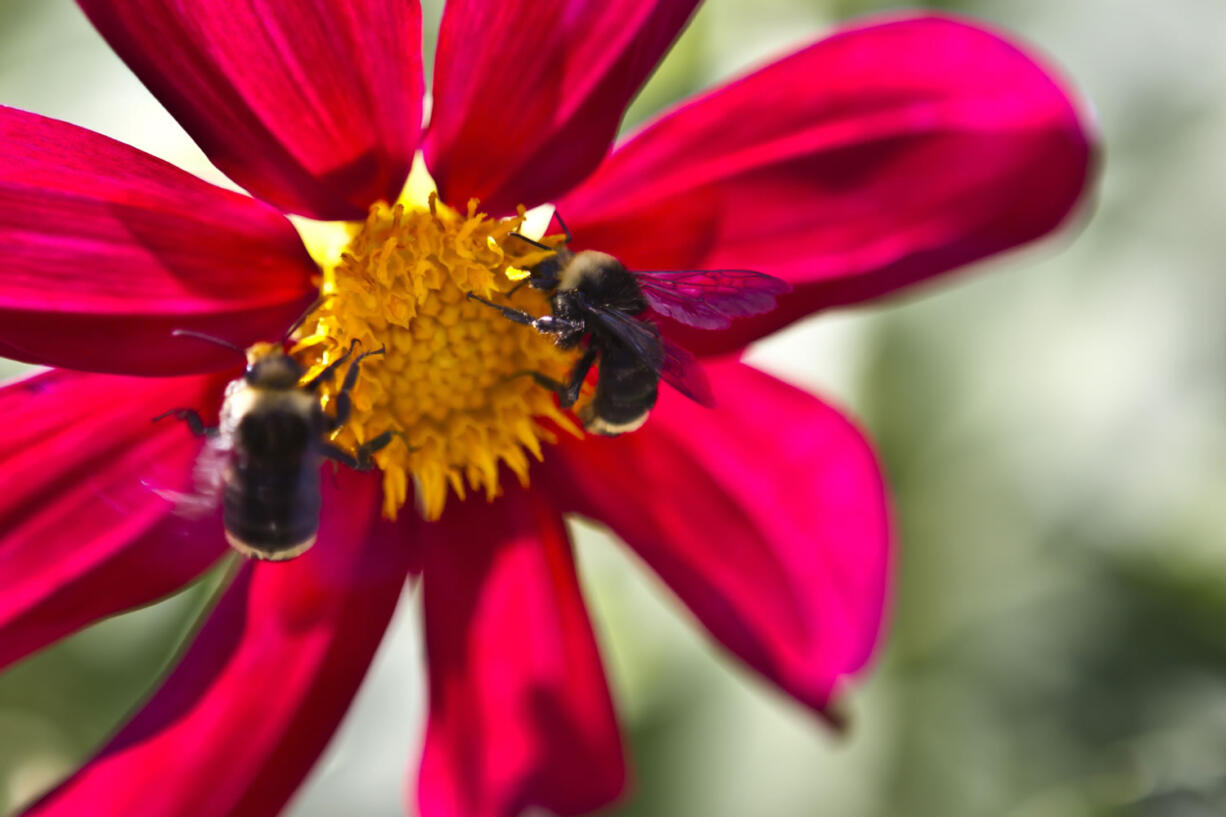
[294,188,579,521]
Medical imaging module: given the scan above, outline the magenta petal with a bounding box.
[0,107,318,375]
[424,0,700,214]
[557,14,1095,354]
[418,484,625,817]
[0,369,228,671]
[541,360,891,715]
[77,0,423,219]
[24,468,412,817]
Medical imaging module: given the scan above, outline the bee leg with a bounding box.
[530,315,585,336]
[152,408,218,437]
[510,346,597,408]
[355,430,407,465]
[319,430,408,472]
[325,344,388,431]
[303,337,360,392]
[319,442,363,470]
[467,294,584,337]
[467,293,536,326]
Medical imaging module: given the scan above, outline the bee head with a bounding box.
[529,245,578,292]
[528,257,560,290]
[244,342,305,388]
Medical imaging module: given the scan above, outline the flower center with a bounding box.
[293,184,579,521]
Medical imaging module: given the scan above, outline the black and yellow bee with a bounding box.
[156,334,394,560]
[469,215,789,434]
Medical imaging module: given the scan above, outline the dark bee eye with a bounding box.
[532,258,560,289]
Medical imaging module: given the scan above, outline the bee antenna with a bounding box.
[508,232,552,251]
[282,295,325,342]
[552,211,573,244]
[171,329,244,353]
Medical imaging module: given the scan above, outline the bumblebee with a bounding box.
[469,215,790,435]
[156,336,394,560]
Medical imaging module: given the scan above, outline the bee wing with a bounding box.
[156,434,230,520]
[586,305,714,407]
[660,338,715,407]
[193,435,231,500]
[586,304,665,372]
[635,269,791,329]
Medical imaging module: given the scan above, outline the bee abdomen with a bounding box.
[584,345,658,436]
[222,463,321,560]
[224,530,317,561]
[579,405,650,436]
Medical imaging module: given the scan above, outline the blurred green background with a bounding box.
[4,0,1226,815]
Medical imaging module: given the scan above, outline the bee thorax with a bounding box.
[558,250,624,291]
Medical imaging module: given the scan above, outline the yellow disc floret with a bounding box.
[293,184,579,521]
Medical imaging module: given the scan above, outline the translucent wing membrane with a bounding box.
[587,305,713,406]
[636,269,791,329]
[587,304,664,372]
[660,339,714,407]
[162,436,231,519]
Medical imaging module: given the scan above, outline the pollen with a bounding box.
[293,182,579,521]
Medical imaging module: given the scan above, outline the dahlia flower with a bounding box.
[0,1,1092,815]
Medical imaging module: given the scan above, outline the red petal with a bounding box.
[77,0,423,219]
[557,14,1095,354]
[540,360,891,715]
[24,467,412,817]
[0,369,227,672]
[418,483,625,817]
[0,107,317,375]
[424,0,700,214]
